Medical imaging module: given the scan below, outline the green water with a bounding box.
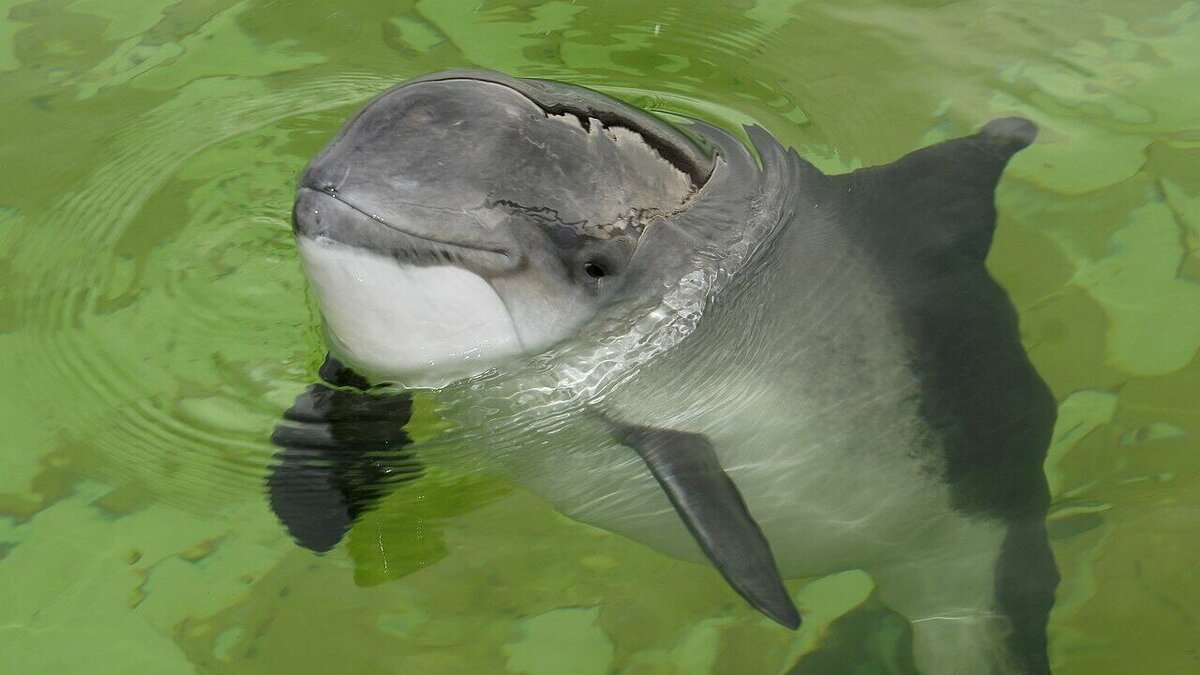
[1,1,1197,673]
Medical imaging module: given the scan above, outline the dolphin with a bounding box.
[268,69,1058,674]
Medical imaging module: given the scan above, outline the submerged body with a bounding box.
[271,70,1058,674]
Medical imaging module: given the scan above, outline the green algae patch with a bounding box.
[1072,195,1200,376]
[504,607,615,675]
[346,470,510,587]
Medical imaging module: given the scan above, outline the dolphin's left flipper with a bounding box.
[612,423,800,629]
[268,355,421,552]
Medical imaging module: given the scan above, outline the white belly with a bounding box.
[511,375,956,580]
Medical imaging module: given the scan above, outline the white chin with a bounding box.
[297,236,524,386]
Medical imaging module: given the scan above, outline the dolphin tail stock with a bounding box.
[267,355,423,553]
[610,421,801,629]
[788,118,1058,673]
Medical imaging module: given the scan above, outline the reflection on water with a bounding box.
[1,1,1197,673]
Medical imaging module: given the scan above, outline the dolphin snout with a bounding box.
[291,186,332,238]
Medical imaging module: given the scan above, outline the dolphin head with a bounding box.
[293,70,717,385]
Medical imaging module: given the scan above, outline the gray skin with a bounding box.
[275,69,1058,675]
[291,71,721,384]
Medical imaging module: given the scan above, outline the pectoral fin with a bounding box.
[268,355,421,552]
[613,423,800,629]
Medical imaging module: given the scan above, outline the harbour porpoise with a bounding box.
[268,69,1057,674]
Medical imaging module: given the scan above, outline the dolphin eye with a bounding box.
[583,261,607,279]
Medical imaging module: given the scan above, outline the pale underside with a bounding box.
[299,236,528,386]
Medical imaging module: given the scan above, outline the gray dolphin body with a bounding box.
[270,70,1057,674]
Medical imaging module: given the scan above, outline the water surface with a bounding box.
[1,1,1198,673]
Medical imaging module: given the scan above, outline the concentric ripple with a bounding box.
[10,73,404,509]
[6,62,802,512]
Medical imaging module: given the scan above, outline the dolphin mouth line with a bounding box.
[297,186,514,261]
